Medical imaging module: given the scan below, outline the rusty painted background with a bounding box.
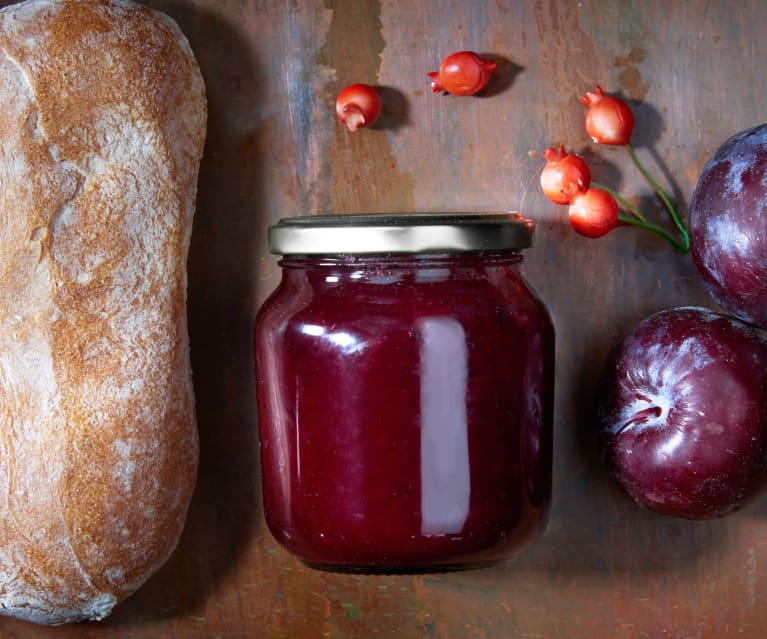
[4,0,767,637]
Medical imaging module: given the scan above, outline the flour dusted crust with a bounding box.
[0,0,205,625]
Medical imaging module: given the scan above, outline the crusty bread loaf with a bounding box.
[0,0,206,625]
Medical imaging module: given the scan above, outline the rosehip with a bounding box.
[540,144,592,205]
[568,188,619,238]
[579,85,634,145]
[336,83,382,132]
[428,51,496,96]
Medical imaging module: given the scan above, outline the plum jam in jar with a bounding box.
[254,213,554,571]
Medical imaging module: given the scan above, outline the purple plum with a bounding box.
[690,123,767,328]
[597,307,767,519]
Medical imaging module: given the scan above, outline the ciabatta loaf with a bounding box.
[0,0,205,625]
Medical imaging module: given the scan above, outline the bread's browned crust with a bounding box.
[0,0,205,624]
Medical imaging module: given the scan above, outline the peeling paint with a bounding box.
[314,0,416,213]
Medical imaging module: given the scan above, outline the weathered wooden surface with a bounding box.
[4,0,767,637]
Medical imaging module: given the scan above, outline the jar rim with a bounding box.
[267,212,534,255]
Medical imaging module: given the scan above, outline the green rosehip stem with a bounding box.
[625,142,691,253]
[616,212,690,253]
[592,181,689,252]
[591,182,647,222]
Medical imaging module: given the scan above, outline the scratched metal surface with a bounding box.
[3,1,767,637]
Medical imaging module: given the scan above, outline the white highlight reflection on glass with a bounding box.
[300,324,366,354]
[301,324,325,337]
[418,316,471,536]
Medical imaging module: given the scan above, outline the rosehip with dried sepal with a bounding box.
[335,83,382,132]
[540,144,592,205]
[428,51,497,96]
[579,85,635,146]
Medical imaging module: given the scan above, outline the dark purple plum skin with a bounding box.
[597,307,767,519]
[690,123,767,328]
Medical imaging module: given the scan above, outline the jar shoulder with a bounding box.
[257,269,553,346]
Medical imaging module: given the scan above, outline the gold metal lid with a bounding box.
[268,213,534,255]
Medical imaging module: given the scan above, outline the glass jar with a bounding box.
[254,213,554,571]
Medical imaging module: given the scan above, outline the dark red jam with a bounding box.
[254,215,554,571]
